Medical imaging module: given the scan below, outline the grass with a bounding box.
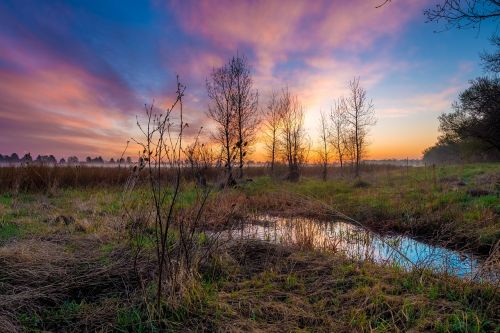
[7,237,498,332]
[0,163,498,332]
[241,163,500,254]
[0,222,22,242]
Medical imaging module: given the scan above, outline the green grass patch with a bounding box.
[0,221,22,241]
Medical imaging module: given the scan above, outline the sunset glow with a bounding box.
[0,0,496,160]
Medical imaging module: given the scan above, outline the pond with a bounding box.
[222,215,497,282]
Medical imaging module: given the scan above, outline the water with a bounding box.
[222,215,497,281]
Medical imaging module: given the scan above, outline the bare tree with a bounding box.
[230,55,259,179]
[344,77,376,177]
[264,91,282,176]
[424,0,500,30]
[481,34,500,73]
[206,62,236,185]
[278,88,307,181]
[329,98,348,172]
[317,110,331,181]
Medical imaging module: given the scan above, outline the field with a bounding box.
[0,163,499,332]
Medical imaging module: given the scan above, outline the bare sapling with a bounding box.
[264,91,282,177]
[123,76,226,321]
[317,110,331,181]
[329,98,348,174]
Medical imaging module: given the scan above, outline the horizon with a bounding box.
[0,0,497,161]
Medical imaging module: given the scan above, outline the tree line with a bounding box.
[0,153,134,165]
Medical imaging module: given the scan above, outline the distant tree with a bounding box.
[0,154,4,163]
[21,153,32,163]
[317,111,331,181]
[118,157,125,164]
[423,142,460,163]
[67,156,79,164]
[424,0,500,30]
[329,98,349,170]
[278,88,308,182]
[10,153,19,163]
[59,158,66,164]
[264,91,282,176]
[230,54,259,179]
[126,156,132,164]
[438,76,500,151]
[423,138,500,163]
[86,156,92,163]
[207,59,237,185]
[35,155,56,164]
[109,158,115,164]
[344,77,376,177]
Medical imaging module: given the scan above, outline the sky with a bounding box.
[0,0,497,161]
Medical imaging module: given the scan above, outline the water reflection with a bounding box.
[223,215,496,281]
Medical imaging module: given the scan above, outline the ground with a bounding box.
[0,163,498,332]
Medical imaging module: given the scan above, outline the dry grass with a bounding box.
[0,235,153,332]
[210,241,499,332]
[0,163,405,193]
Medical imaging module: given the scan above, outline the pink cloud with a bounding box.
[0,63,138,158]
[169,0,427,74]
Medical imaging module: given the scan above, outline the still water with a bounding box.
[222,215,496,282]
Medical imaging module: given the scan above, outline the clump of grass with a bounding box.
[0,222,21,243]
[353,179,370,188]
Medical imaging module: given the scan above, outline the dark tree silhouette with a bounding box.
[35,155,56,164]
[439,76,500,151]
[481,35,500,73]
[21,153,32,163]
[424,0,500,30]
[10,153,19,163]
[67,156,79,164]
